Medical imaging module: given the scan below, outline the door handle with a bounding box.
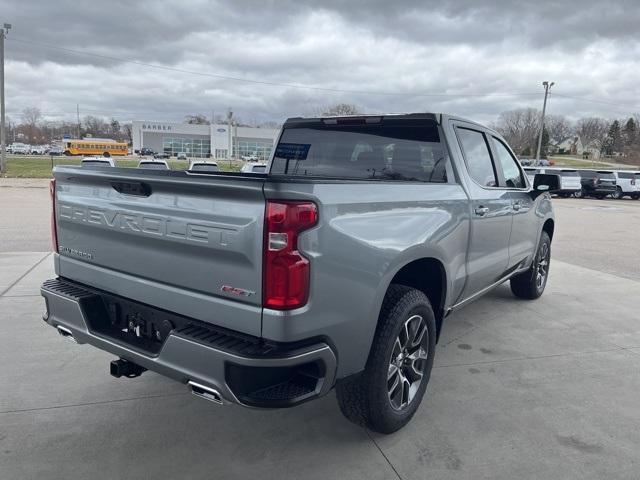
[512,201,521,211]
[474,206,489,216]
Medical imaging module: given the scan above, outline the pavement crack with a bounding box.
[0,392,188,415]
[0,252,51,298]
[365,429,404,480]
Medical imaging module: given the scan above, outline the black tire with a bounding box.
[573,189,583,198]
[595,194,605,199]
[632,194,640,200]
[611,187,622,199]
[102,152,111,158]
[510,231,551,300]
[336,285,436,434]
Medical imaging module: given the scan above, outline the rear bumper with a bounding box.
[41,278,337,408]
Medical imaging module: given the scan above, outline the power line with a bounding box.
[550,92,640,111]
[6,36,542,99]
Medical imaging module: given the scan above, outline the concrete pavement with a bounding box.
[1,250,639,480]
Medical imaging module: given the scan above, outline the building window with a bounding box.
[234,140,274,161]
[162,137,211,158]
[215,149,228,159]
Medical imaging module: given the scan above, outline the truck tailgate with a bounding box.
[52,167,266,336]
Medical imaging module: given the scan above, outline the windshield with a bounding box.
[270,119,448,182]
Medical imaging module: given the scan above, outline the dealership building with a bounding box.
[131,121,279,159]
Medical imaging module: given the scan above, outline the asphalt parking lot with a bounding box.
[1,180,639,480]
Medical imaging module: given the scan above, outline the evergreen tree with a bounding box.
[622,117,636,148]
[603,120,622,155]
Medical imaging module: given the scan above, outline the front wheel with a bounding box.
[510,231,551,299]
[573,189,583,198]
[336,285,436,434]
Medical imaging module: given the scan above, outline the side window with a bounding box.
[492,137,525,188]
[456,128,497,187]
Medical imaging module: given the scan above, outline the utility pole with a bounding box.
[227,109,233,163]
[0,23,11,174]
[535,81,554,164]
[76,104,81,139]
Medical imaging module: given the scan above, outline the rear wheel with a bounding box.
[336,285,436,434]
[510,231,551,300]
[611,187,623,199]
[573,189,583,198]
[102,152,111,158]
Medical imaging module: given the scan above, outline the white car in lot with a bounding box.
[9,143,30,154]
[188,161,219,172]
[540,168,581,197]
[81,156,115,167]
[138,159,170,170]
[240,162,267,174]
[611,171,640,199]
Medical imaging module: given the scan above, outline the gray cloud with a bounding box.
[3,0,640,124]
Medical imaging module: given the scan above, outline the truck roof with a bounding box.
[283,112,491,132]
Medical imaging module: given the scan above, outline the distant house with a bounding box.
[549,136,583,155]
[582,140,602,160]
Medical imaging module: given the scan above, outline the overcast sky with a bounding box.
[3,0,640,125]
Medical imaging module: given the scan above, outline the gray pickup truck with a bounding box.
[41,113,559,433]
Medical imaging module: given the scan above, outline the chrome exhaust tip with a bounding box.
[57,325,77,343]
[188,381,223,405]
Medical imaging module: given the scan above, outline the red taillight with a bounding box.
[50,179,59,252]
[263,201,318,310]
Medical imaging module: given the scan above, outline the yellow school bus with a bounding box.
[62,139,129,157]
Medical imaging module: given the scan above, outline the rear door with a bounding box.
[454,125,512,297]
[53,168,266,336]
[488,135,538,269]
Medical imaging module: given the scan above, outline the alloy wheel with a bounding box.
[387,315,429,411]
[536,241,550,289]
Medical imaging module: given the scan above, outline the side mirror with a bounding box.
[532,173,561,196]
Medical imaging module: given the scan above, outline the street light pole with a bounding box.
[0,23,11,174]
[535,80,554,165]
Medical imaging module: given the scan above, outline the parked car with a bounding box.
[10,143,30,155]
[611,171,640,199]
[42,113,559,434]
[576,170,617,199]
[188,161,219,172]
[31,146,47,155]
[81,156,115,167]
[154,152,170,160]
[49,146,64,156]
[137,159,169,170]
[542,168,581,197]
[177,152,188,160]
[240,162,267,173]
[138,147,155,156]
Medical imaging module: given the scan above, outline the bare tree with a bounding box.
[545,115,573,142]
[494,108,540,155]
[575,117,608,156]
[21,107,42,144]
[184,114,210,125]
[321,103,361,116]
[122,123,132,144]
[82,115,108,137]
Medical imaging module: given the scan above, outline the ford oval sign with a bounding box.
[217,128,226,132]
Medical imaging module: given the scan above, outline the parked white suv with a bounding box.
[538,168,581,197]
[611,171,639,199]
